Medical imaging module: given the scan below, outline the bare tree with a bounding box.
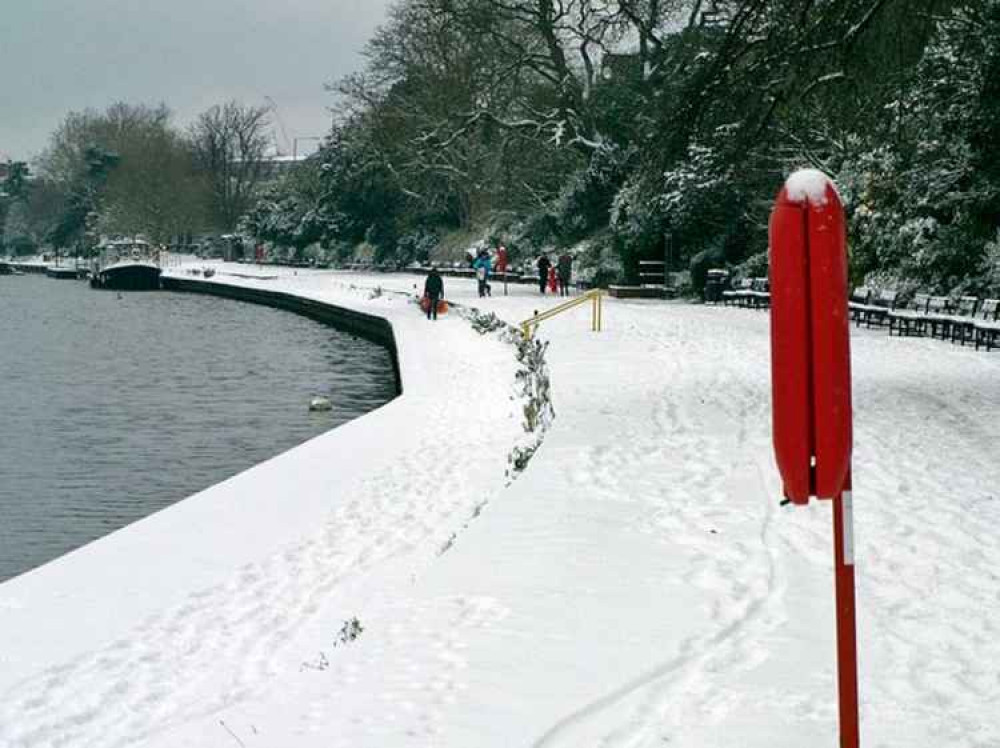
[189,101,272,230]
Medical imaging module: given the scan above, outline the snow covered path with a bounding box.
[2,266,999,747]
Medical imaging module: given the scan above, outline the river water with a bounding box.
[0,274,397,583]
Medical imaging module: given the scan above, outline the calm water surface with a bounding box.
[0,275,397,582]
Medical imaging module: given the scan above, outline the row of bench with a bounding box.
[849,289,1000,350]
[716,279,999,351]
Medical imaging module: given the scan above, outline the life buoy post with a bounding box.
[769,168,858,748]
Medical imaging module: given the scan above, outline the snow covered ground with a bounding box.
[2,263,999,747]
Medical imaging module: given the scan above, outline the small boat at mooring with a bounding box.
[45,265,83,280]
[90,240,162,291]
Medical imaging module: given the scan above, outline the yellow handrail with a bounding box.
[520,289,605,339]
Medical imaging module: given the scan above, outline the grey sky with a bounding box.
[0,0,393,162]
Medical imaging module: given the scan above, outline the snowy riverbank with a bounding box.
[2,263,999,747]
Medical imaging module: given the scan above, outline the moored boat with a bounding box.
[90,240,162,291]
[45,265,82,280]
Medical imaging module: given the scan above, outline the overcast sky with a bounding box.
[0,0,393,162]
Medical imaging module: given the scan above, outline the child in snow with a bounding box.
[473,249,492,298]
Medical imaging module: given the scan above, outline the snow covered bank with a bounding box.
[2,264,999,747]
[0,267,542,747]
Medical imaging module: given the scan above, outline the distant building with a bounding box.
[259,154,312,181]
[231,153,315,185]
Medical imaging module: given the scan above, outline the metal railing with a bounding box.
[520,289,605,339]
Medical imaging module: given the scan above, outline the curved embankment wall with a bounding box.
[161,276,402,396]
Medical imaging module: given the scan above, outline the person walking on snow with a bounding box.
[537,254,552,294]
[473,249,492,298]
[557,252,573,296]
[424,266,444,320]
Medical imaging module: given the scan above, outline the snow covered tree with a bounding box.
[831,2,1000,291]
[36,103,207,249]
[0,161,30,253]
[248,0,1000,289]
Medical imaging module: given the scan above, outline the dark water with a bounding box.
[0,274,397,583]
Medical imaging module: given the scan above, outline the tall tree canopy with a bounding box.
[33,103,208,248]
[242,0,1000,293]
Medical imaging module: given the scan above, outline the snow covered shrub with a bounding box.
[508,444,538,473]
[461,308,554,437]
[575,236,621,287]
[513,336,553,434]
[733,250,768,280]
[328,240,355,265]
[554,143,635,242]
[336,617,363,646]
[455,308,555,489]
[830,11,1000,291]
[610,176,657,248]
[469,311,506,336]
[300,616,364,671]
[980,231,1000,296]
[395,228,438,266]
[657,145,734,240]
[611,142,751,286]
[516,210,560,250]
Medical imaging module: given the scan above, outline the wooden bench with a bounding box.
[722,278,752,306]
[940,296,980,344]
[744,277,770,309]
[888,293,932,336]
[848,287,872,324]
[857,289,898,328]
[608,285,667,299]
[921,296,954,339]
[973,299,1000,351]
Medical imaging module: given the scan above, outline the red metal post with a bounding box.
[769,169,859,747]
[833,479,859,748]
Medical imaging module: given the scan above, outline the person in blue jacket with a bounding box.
[473,249,492,298]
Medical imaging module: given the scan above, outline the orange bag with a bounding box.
[419,295,448,315]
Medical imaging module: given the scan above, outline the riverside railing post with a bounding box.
[769,169,859,748]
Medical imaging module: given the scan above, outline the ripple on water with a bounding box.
[0,275,397,582]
